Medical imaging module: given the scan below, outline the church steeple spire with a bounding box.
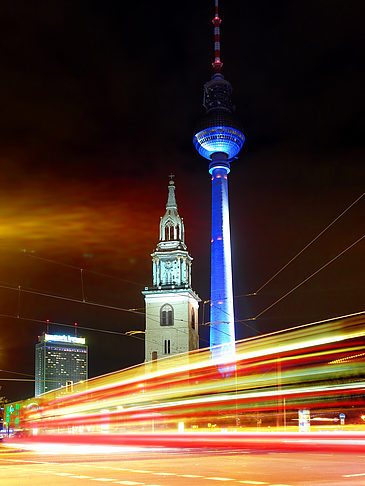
[166,174,177,209]
[158,176,185,249]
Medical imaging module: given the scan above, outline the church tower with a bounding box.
[143,176,200,362]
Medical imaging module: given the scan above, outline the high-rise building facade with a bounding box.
[193,0,245,363]
[143,177,200,362]
[35,333,88,396]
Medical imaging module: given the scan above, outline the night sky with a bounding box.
[0,0,364,402]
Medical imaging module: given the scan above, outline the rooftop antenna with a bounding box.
[212,0,223,73]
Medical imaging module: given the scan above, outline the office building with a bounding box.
[35,333,88,396]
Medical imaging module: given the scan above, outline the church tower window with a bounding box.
[160,304,174,326]
[164,339,171,354]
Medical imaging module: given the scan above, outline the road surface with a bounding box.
[1,442,364,485]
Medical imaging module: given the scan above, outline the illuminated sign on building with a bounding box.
[44,334,86,345]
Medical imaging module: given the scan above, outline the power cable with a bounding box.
[0,282,202,330]
[23,252,144,288]
[253,192,364,295]
[253,234,365,320]
[0,303,211,347]
[0,369,34,378]
[2,194,362,341]
[201,192,364,305]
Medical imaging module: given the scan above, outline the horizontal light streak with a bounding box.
[34,353,365,421]
[7,314,365,438]
[42,319,365,413]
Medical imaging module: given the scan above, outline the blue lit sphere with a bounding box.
[193,125,245,161]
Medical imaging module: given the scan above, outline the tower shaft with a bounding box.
[210,156,235,361]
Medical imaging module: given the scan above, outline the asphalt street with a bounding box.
[1,443,364,486]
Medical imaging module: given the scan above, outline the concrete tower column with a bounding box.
[209,154,235,360]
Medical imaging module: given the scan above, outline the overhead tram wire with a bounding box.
[0,246,144,300]
[3,248,241,342]
[2,195,362,336]
[253,233,365,320]
[0,282,145,317]
[0,282,199,328]
[0,280,198,330]
[0,284,212,346]
[200,192,364,307]
[236,310,365,342]
[1,250,202,336]
[4,204,362,341]
[198,192,364,333]
[0,368,35,378]
[252,192,364,295]
[0,311,210,350]
[23,252,144,287]
[0,310,188,351]
[201,233,364,329]
[0,312,145,340]
[115,232,364,337]
[0,375,90,384]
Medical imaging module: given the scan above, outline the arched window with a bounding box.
[191,309,196,330]
[164,220,174,241]
[160,304,174,326]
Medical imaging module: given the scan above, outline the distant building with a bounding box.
[142,177,200,362]
[35,333,88,396]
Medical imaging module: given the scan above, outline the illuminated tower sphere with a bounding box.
[193,0,245,363]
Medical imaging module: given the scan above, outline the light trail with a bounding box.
[4,312,365,446]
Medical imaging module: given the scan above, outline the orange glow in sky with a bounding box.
[0,178,160,267]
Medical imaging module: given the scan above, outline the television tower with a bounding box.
[193,0,245,363]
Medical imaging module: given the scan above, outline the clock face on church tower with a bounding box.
[163,260,174,285]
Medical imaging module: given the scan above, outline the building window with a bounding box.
[164,220,174,241]
[160,304,173,326]
[191,309,196,330]
[164,339,171,354]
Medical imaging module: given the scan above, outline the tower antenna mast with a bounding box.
[212,0,223,72]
